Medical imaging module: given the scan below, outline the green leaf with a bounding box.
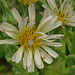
[67,54,75,67]
[71,32,75,54]
[67,65,75,75]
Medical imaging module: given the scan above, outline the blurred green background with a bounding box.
[0,0,75,75]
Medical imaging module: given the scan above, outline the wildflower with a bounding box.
[0,3,63,72]
[18,0,37,5]
[43,0,75,26]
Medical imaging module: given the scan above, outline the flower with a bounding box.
[18,0,37,5]
[43,0,75,26]
[0,3,63,72]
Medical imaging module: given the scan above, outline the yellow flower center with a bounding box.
[20,27,42,46]
[57,13,68,25]
[53,7,68,25]
[19,0,37,4]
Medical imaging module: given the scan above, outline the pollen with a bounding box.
[19,0,37,5]
[57,13,68,25]
[20,27,42,46]
[20,27,34,44]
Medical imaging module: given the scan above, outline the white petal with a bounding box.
[40,49,53,64]
[34,47,44,69]
[67,18,75,23]
[36,32,46,36]
[18,17,28,32]
[41,16,58,32]
[27,48,33,67]
[65,22,75,27]
[12,46,24,63]
[2,22,19,33]
[4,31,19,39]
[48,34,64,39]
[28,3,35,22]
[23,50,28,69]
[42,21,62,33]
[0,39,18,45]
[38,61,44,69]
[36,40,54,45]
[69,15,75,21]
[12,8,22,23]
[40,7,52,21]
[40,45,58,58]
[27,58,34,72]
[37,15,53,31]
[67,11,75,18]
[27,47,33,60]
[1,22,19,39]
[27,21,35,29]
[36,35,48,40]
[47,0,57,10]
[44,42,62,47]
[59,0,67,13]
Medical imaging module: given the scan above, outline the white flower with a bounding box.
[43,0,75,26]
[0,3,63,72]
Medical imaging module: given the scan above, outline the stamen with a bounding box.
[57,14,68,25]
[20,26,43,47]
[27,0,30,2]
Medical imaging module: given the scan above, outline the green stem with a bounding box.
[71,32,75,54]
[62,29,72,52]
[61,39,66,73]
[65,35,72,51]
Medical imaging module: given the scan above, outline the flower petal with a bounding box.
[4,31,19,39]
[18,17,28,32]
[41,21,62,33]
[36,35,48,40]
[44,42,62,47]
[27,21,35,29]
[23,50,28,69]
[12,46,24,63]
[2,22,19,33]
[47,0,57,10]
[48,34,64,39]
[40,49,53,64]
[1,22,19,39]
[37,15,53,31]
[41,16,58,31]
[66,22,75,27]
[27,48,33,67]
[27,58,34,72]
[28,3,35,22]
[34,47,44,69]
[37,32,47,36]
[36,32,48,40]
[59,0,67,13]
[12,8,22,23]
[0,39,18,45]
[40,45,58,58]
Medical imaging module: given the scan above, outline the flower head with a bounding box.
[43,0,75,26]
[0,3,63,72]
[18,0,37,5]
